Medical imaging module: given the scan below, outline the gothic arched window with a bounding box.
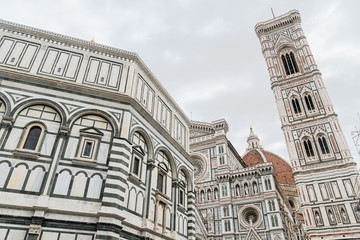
[303,138,315,157]
[291,98,302,114]
[281,51,299,76]
[304,94,315,111]
[318,136,330,155]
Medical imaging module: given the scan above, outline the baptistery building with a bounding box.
[0,19,195,240]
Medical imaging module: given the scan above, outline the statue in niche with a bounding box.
[214,189,218,199]
[244,184,249,195]
[315,211,322,225]
[236,185,240,196]
[201,192,205,202]
[253,182,258,194]
[328,210,335,224]
[340,208,348,222]
[207,190,211,201]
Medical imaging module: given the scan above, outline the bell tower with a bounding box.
[255,10,360,239]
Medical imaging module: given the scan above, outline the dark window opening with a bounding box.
[282,55,290,75]
[23,126,42,150]
[179,189,184,205]
[286,53,295,74]
[282,52,299,75]
[132,157,140,175]
[83,141,93,157]
[291,98,302,114]
[303,139,315,157]
[305,95,315,111]
[318,137,330,154]
[157,173,164,193]
[290,52,299,73]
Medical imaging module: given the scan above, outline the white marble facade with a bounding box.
[0,19,194,240]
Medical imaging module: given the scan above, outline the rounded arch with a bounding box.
[129,126,154,157]
[31,165,46,171]
[154,146,176,179]
[59,169,73,175]
[90,172,104,179]
[0,160,12,167]
[23,121,48,131]
[177,166,193,191]
[10,99,66,125]
[14,162,29,169]
[74,170,88,177]
[0,92,11,116]
[68,109,118,135]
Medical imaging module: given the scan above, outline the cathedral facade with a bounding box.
[190,120,301,240]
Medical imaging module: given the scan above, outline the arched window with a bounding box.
[281,55,290,75]
[131,131,148,178]
[291,98,302,114]
[156,151,171,196]
[281,51,299,76]
[178,170,188,208]
[303,138,315,157]
[23,126,42,150]
[20,124,45,152]
[132,131,148,153]
[318,136,330,155]
[304,94,315,111]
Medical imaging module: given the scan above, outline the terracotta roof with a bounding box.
[242,150,264,167]
[242,149,295,185]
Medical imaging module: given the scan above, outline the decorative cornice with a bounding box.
[255,10,301,36]
[0,18,190,125]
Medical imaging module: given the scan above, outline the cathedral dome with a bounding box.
[242,128,295,186]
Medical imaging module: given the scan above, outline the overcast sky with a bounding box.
[2,0,360,165]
